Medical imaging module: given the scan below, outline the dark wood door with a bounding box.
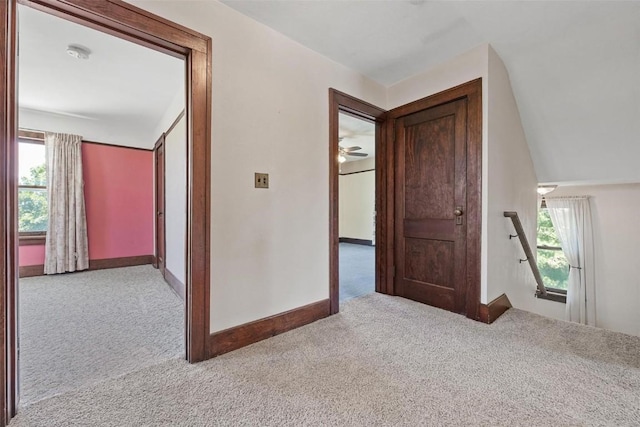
[394,98,468,314]
[155,137,166,275]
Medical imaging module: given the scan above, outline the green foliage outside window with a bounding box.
[19,164,48,233]
[537,208,569,290]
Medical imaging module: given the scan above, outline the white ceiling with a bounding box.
[339,113,375,163]
[18,5,185,149]
[222,0,640,185]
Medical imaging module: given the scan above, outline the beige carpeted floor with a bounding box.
[10,292,640,426]
[19,265,184,406]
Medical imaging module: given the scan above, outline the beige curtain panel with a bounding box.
[44,132,89,274]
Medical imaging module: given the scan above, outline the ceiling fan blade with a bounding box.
[347,152,368,157]
[342,146,362,153]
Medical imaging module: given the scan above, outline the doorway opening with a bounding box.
[15,4,187,407]
[337,112,376,302]
[2,0,211,421]
[329,89,387,314]
[330,81,482,320]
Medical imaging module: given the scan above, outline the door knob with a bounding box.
[454,207,463,216]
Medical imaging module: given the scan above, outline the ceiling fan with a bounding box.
[338,138,368,163]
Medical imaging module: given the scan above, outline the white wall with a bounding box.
[164,114,187,284]
[153,84,185,144]
[551,184,640,336]
[387,45,488,110]
[339,171,375,241]
[132,0,387,333]
[485,47,564,320]
[129,2,567,331]
[340,157,374,175]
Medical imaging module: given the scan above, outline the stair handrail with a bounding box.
[503,211,548,296]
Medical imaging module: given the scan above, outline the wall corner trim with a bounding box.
[19,255,154,278]
[478,293,512,324]
[209,299,331,357]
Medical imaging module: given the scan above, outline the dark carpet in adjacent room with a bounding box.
[339,242,375,302]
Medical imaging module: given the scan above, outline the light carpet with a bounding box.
[339,242,375,302]
[11,292,640,426]
[19,265,184,406]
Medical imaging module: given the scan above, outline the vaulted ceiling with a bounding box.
[222,0,640,185]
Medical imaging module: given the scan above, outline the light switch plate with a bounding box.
[255,173,269,189]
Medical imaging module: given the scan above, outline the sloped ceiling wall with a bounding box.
[221,1,640,185]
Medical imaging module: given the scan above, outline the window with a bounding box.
[18,138,48,236]
[537,206,568,293]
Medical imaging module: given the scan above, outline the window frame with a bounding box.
[17,130,47,244]
[536,201,567,303]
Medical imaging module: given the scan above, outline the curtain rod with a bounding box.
[545,196,591,200]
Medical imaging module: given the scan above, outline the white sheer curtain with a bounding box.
[546,196,595,325]
[44,132,89,274]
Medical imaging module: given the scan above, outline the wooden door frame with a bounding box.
[328,89,387,315]
[0,0,18,420]
[153,134,166,275]
[385,79,482,320]
[0,0,212,423]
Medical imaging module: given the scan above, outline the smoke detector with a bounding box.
[66,45,91,60]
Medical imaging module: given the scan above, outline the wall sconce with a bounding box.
[537,185,558,196]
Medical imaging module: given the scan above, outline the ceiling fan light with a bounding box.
[338,155,346,163]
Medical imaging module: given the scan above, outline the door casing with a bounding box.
[0,1,212,423]
[329,80,481,318]
[328,90,387,314]
[154,134,166,276]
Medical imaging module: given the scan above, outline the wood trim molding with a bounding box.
[329,89,387,316]
[153,133,165,152]
[209,299,330,357]
[18,265,42,279]
[478,293,512,324]
[18,129,153,151]
[339,237,373,246]
[89,255,154,271]
[188,40,213,362]
[17,129,43,141]
[18,0,205,57]
[19,255,155,278]
[153,133,166,275]
[3,3,212,419]
[1,0,19,421]
[82,140,153,152]
[164,268,185,301]
[18,235,45,246]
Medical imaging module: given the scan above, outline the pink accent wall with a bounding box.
[19,143,154,266]
[19,245,46,266]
